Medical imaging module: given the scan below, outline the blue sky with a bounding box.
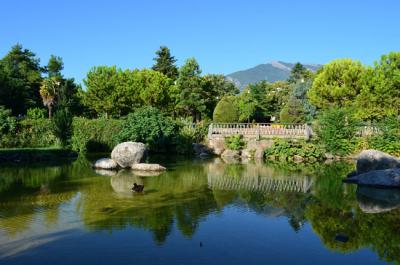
[1,0,399,84]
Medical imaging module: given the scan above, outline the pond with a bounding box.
[0,155,399,265]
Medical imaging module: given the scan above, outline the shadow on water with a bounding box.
[1,156,400,264]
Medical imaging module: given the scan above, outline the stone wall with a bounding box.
[207,138,274,159]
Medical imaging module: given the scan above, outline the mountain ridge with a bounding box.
[226,61,322,89]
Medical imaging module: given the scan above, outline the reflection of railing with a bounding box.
[208,174,313,193]
[208,123,311,139]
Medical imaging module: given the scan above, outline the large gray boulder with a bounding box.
[345,168,400,188]
[356,150,400,174]
[193,143,212,158]
[111,142,147,168]
[357,186,400,213]
[93,158,118,169]
[131,163,166,171]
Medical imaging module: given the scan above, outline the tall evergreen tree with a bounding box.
[176,58,205,122]
[202,74,239,119]
[47,55,64,78]
[287,62,312,83]
[0,44,43,115]
[152,46,178,80]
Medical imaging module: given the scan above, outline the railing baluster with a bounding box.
[208,123,316,139]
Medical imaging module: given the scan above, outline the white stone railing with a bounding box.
[208,123,311,139]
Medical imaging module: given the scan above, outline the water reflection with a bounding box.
[357,186,400,213]
[0,157,400,264]
[207,160,313,193]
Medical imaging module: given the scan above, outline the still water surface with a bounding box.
[0,156,399,265]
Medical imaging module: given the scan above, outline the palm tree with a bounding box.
[40,77,60,119]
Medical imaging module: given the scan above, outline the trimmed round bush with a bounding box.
[213,95,239,122]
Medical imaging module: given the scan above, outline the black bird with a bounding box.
[132,183,144,192]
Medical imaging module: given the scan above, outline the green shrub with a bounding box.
[178,119,210,143]
[53,109,73,148]
[0,106,16,135]
[116,106,179,152]
[213,95,240,122]
[264,139,325,162]
[71,117,122,152]
[0,107,56,148]
[224,134,246,151]
[17,119,57,147]
[279,97,305,123]
[316,107,361,156]
[27,108,47,120]
[170,119,211,154]
[173,128,196,155]
[368,117,400,156]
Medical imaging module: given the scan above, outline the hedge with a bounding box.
[0,118,57,148]
[71,117,122,153]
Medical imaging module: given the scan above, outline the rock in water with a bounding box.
[111,142,147,168]
[345,168,400,188]
[93,158,118,169]
[356,150,400,174]
[131,163,166,171]
[221,149,240,158]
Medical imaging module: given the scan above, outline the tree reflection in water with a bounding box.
[0,157,400,263]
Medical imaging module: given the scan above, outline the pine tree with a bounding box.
[152,46,178,80]
[176,58,205,122]
[287,62,312,83]
[47,55,64,78]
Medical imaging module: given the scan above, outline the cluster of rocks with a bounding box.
[344,150,400,188]
[206,138,271,163]
[93,142,166,173]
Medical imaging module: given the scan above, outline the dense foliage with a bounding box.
[280,79,315,123]
[368,117,400,156]
[264,139,325,162]
[0,111,56,148]
[1,43,400,157]
[0,106,16,135]
[224,134,246,151]
[71,117,122,152]
[0,45,42,115]
[52,108,73,148]
[116,107,180,152]
[308,59,366,109]
[316,108,361,156]
[355,52,400,120]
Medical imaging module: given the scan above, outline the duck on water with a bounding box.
[132,183,144,192]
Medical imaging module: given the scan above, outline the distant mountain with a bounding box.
[226,61,322,89]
